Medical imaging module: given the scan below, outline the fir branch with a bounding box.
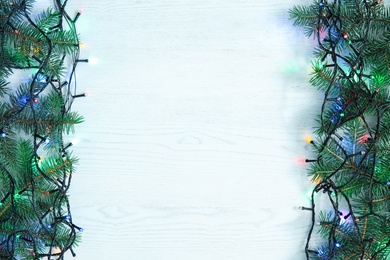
[0,0,85,258]
[291,0,390,259]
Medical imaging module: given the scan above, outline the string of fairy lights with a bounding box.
[294,0,390,259]
[0,0,86,258]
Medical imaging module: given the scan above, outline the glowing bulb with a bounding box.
[296,156,307,165]
[1,132,6,138]
[74,11,82,22]
[71,138,80,145]
[72,223,84,232]
[88,57,98,64]
[343,34,348,39]
[305,136,313,144]
[335,242,341,248]
[36,73,47,84]
[335,104,343,111]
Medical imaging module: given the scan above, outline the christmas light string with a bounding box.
[290,0,390,259]
[0,0,86,258]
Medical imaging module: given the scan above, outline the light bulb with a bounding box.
[72,223,84,232]
[305,135,313,144]
[343,212,351,219]
[88,57,98,64]
[74,11,82,23]
[71,138,80,145]
[36,73,48,83]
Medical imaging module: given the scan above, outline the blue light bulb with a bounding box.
[64,215,71,221]
[79,228,84,232]
[45,138,50,144]
[48,224,52,229]
[1,132,6,138]
[36,73,48,84]
[335,242,341,248]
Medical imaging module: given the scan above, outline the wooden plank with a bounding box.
[31,0,318,259]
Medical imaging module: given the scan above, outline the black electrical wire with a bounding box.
[0,0,85,258]
[298,1,390,259]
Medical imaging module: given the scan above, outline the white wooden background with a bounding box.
[32,0,323,259]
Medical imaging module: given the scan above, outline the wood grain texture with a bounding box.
[33,0,319,259]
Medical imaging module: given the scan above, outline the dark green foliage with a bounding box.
[0,0,84,258]
[291,1,390,259]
